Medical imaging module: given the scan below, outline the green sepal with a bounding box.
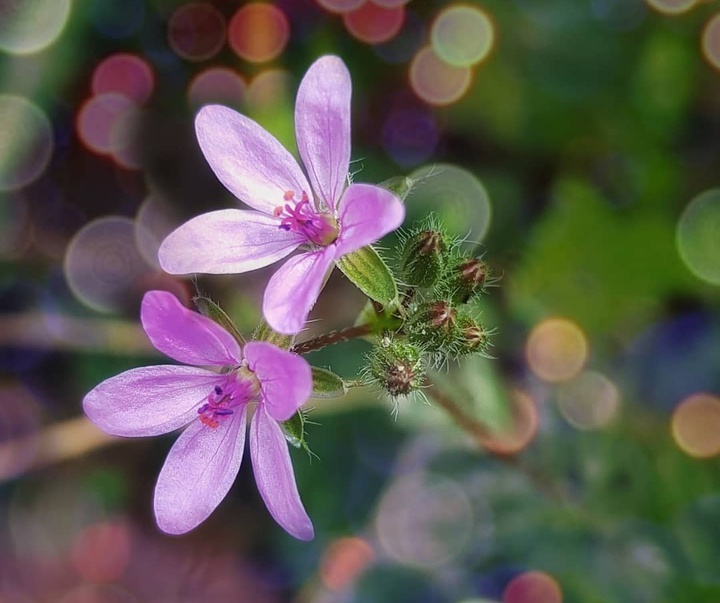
[336,245,399,309]
[311,366,347,399]
[252,320,295,349]
[380,175,415,202]
[193,295,246,346]
[281,410,308,450]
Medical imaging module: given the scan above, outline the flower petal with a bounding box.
[250,405,314,540]
[334,183,405,257]
[158,209,303,275]
[154,408,247,535]
[141,290,242,366]
[244,342,312,422]
[196,105,311,215]
[83,365,218,437]
[295,55,351,212]
[262,247,336,335]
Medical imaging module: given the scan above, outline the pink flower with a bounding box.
[83,290,314,540]
[158,55,405,334]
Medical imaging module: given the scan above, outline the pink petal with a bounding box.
[295,55,351,212]
[334,183,405,257]
[262,247,336,335]
[154,408,247,535]
[195,105,312,215]
[83,365,218,437]
[141,290,242,367]
[244,342,312,422]
[250,405,314,540]
[158,209,303,275]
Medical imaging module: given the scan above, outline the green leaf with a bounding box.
[311,366,347,399]
[252,320,295,349]
[193,295,246,345]
[380,175,415,201]
[336,245,399,309]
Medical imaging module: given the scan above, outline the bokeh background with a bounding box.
[2,0,720,601]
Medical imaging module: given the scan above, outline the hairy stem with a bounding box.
[291,323,377,355]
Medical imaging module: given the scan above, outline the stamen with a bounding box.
[274,190,340,246]
[198,377,254,429]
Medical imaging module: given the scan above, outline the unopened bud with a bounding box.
[442,257,489,304]
[457,315,490,355]
[367,340,424,398]
[407,300,460,353]
[399,229,446,288]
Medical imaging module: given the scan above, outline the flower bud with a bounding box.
[441,257,489,304]
[367,340,424,398]
[406,300,461,353]
[398,229,446,288]
[457,315,490,356]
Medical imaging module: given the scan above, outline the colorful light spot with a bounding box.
[64,217,151,313]
[0,95,53,192]
[77,94,138,156]
[376,472,474,568]
[410,46,472,106]
[382,104,439,166]
[343,1,405,44]
[431,5,495,68]
[503,571,563,603]
[676,189,720,285]
[188,67,247,108]
[703,14,720,71]
[316,0,365,13]
[92,54,154,104]
[556,371,620,430]
[408,163,491,242]
[645,0,698,15]
[320,537,375,591]
[0,0,71,55]
[228,3,290,63]
[526,318,589,383]
[168,2,226,62]
[672,393,720,458]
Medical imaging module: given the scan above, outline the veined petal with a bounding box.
[83,365,218,437]
[262,247,336,335]
[250,405,314,540]
[158,209,303,275]
[295,55,351,212]
[195,105,311,215]
[334,183,405,257]
[154,408,247,535]
[244,342,312,422]
[141,290,242,366]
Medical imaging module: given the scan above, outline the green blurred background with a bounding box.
[2,0,720,601]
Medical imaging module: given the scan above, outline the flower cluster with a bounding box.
[83,55,496,542]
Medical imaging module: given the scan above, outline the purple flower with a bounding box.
[158,55,405,334]
[83,290,314,540]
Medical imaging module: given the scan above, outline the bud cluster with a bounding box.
[362,214,496,401]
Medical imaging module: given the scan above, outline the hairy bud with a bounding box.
[406,300,461,353]
[442,257,489,305]
[457,315,490,356]
[398,229,446,288]
[367,340,424,398]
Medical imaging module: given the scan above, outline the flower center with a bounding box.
[274,190,339,246]
[197,371,258,429]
